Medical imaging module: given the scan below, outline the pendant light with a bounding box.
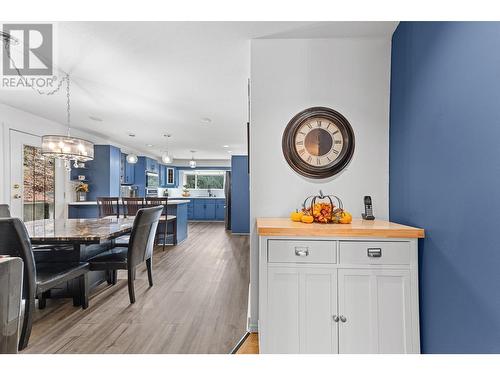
[189,150,196,168]
[126,153,138,164]
[161,134,173,164]
[41,74,94,169]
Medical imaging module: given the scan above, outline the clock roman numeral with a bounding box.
[298,131,306,136]
[332,149,339,155]
[334,140,341,144]
[327,156,331,162]
[298,149,305,155]
[327,123,331,129]
[296,140,303,145]
[317,120,322,127]
[316,158,321,165]
[307,123,312,129]
[307,156,312,163]
[332,130,339,135]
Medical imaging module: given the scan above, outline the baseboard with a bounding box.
[231,232,250,236]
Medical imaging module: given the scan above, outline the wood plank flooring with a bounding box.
[235,333,259,354]
[24,222,250,354]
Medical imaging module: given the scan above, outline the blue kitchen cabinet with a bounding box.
[194,200,206,219]
[121,153,135,185]
[215,199,225,220]
[159,164,166,187]
[187,201,194,219]
[230,155,250,233]
[165,167,176,187]
[87,145,121,201]
[145,157,158,173]
[205,200,216,219]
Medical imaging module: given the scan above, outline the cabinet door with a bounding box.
[267,267,337,354]
[205,201,216,220]
[337,269,412,354]
[193,200,205,220]
[166,167,175,185]
[125,159,135,184]
[215,202,225,220]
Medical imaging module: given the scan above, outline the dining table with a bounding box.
[25,217,135,294]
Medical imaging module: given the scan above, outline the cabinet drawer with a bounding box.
[268,240,336,264]
[339,241,410,265]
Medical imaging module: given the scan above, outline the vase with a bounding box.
[76,192,87,202]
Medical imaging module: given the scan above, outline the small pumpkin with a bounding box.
[339,211,352,224]
[290,210,304,222]
[300,214,314,224]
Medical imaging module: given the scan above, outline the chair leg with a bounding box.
[163,220,167,251]
[146,258,153,287]
[112,270,117,285]
[18,297,35,351]
[106,270,113,285]
[127,268,136,304]
[80,273,89,309]
[38,291,49,309]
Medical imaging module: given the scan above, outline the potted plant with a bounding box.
[75,182,89,202]
[182,184,190,197]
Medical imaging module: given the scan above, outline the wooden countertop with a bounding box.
[256,218,424,238]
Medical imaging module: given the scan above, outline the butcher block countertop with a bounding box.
[256,218,424,238]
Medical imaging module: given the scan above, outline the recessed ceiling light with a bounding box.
[89,116,103,122]
[227,150,232,153]
[201,117,212,124]
[146,144,153,147]
[128,133,136,137]
[223,145,229,148]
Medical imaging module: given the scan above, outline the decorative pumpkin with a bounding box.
[300,215,314,224]
[290,210,304,222]
[302,191,343,224]
[339,211,352,224]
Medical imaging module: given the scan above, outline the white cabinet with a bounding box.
[338,269,412,354]
[259,237,420,354]
[266,267,337,354]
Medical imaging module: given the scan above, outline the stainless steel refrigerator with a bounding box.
[224,171,231,230]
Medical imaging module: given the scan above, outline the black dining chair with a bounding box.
[0,204,11,218]
[144,197,176,251]
[96,197,120,218]
[88,206,163,303]
[0,218,90,351]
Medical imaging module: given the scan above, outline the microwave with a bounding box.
[146,172,159,188]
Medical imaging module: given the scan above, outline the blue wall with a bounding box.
[390,22,500,353]
[231,155,249,234]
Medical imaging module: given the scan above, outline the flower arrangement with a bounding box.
[182,184,190,197]
[75,182,89,193]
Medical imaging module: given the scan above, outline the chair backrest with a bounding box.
[96,197,120,218]
[122,198,144,218]
[0,205,11,218]
[0,218,36,300]
[127,206,163,268]
[144,197,167,214]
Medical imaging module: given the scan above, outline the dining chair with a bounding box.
[0,204,11,218]
[144,197,176,251]
[88,206,163,304]
[121,197,144,217]
[96,197,120,218]
[0,218,90,351]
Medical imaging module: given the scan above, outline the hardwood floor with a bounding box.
[24,222,250,354]
[235,333,259,354]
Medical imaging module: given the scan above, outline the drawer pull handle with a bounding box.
[294,247,309,257]
[367,248,382,258]
[339,315,347,323]
[332,315,339,322]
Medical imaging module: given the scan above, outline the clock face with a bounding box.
[294,117,344,168]
[282,107,355,179]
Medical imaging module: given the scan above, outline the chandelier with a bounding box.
[41,75,94,168]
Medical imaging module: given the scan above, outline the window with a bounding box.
[23,145,55,222]
[183,170,225,189]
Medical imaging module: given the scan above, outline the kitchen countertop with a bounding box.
[68,200,190,206]
[168,196,225,199]
[256,218,424,238]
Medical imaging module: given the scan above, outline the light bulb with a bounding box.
[162,153,173,164]
[126,153,138,164]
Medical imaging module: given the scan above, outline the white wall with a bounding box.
[249,38,392,329]
[0,103,148,213]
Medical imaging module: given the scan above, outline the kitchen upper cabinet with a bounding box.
[266,267,337,354]
[159,166,176,187]
[120,153,135,185]
[145,157,158,173]
[337,269,412,354]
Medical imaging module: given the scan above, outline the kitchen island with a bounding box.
[257,218,424,354]
[68,200,189,245]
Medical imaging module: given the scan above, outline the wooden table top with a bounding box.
[256,218,424,238]
[25,217,135,244]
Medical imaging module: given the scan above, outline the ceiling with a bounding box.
[0,21,398,160]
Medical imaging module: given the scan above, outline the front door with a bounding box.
[10,130,56,221]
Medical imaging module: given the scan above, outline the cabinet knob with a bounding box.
[294,247,309,257]
[332,315,339,322]
[339,315,347,323]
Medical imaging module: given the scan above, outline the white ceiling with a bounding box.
[0,21,398,160]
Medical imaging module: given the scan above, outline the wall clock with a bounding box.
[282,107,355,179]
